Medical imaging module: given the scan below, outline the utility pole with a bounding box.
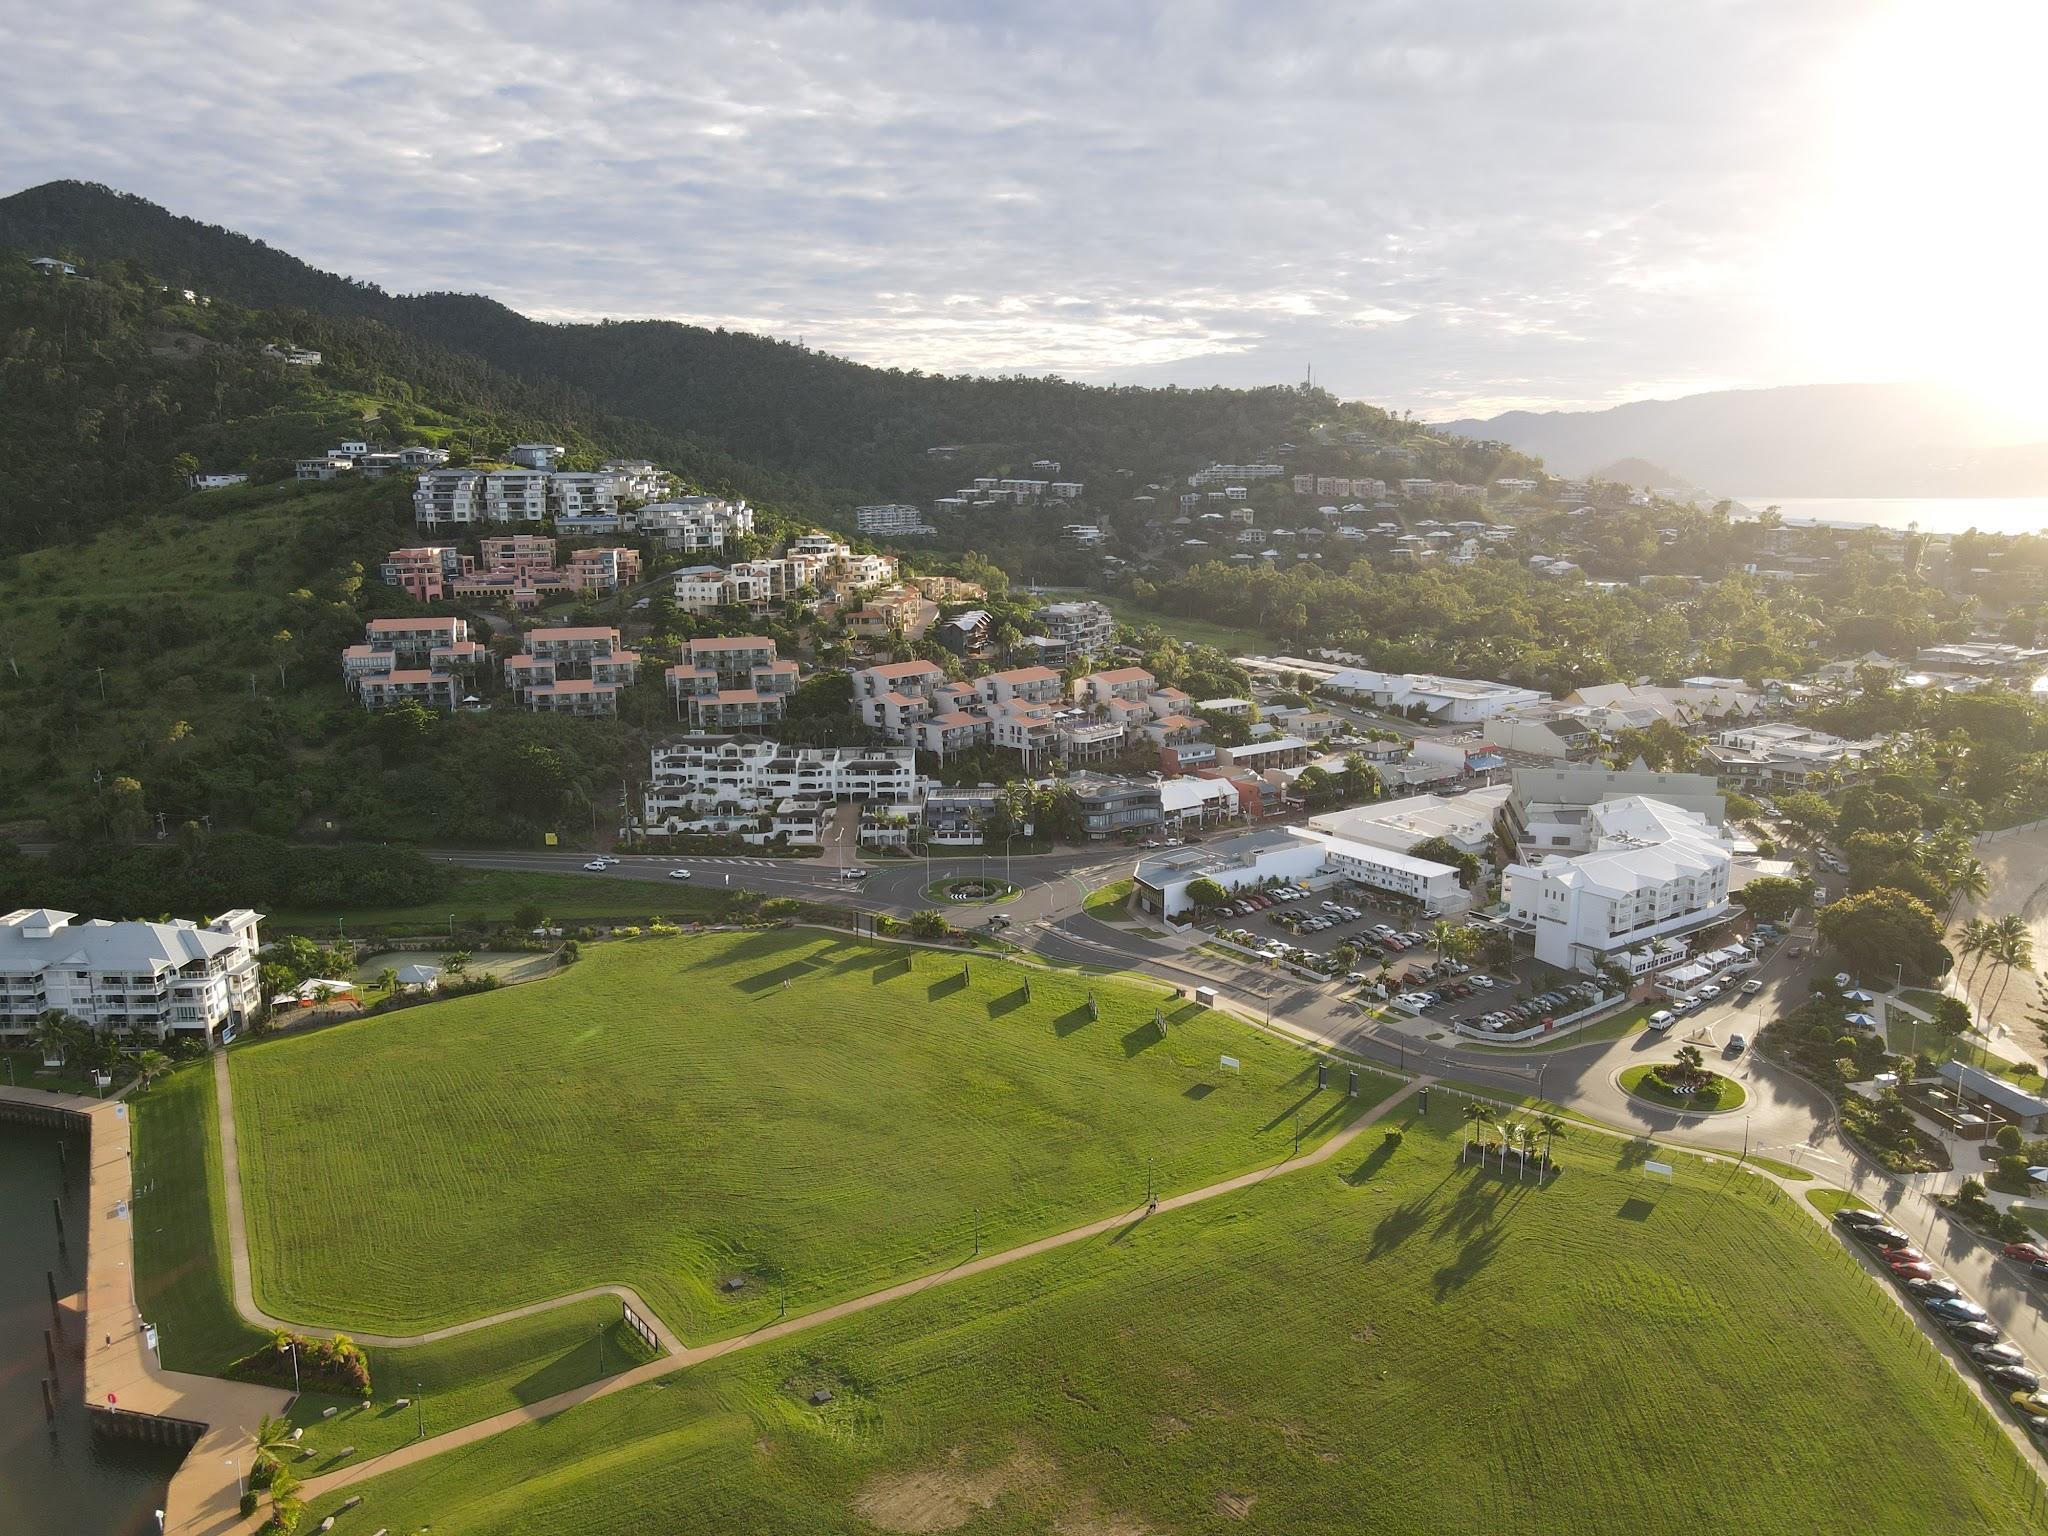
[416,1382,423,1441]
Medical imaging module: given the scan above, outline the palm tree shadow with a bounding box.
[1432,1226,1505,1298]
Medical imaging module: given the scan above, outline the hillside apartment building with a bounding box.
[503,626,641,716]
[0,907,265,1046]
[850,660,1195,772]
[642,737,922,843]
[673,534,898,616]
[340,616,485,712]
[663,636,801,729]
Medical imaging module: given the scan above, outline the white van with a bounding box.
[1646,1010,1676,1031]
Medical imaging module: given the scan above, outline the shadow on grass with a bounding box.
[704,931,806,968]
[927,970,970,1002]
[1432,1227,1503,1299]
[1345,1133,1403,1187]
[1616,1197,1656,1221]
[988,986,1029,1019]
[1184,1082,1215,1100]
[1368,1196,1433,1258]
[1170,1002,1207,1024]
[738,960,816,993]
[1122,1020,1164,1057]
[1054,1004,1095,1037]
[1259,1085,1325,1135]
[871,955,915,984]
[1614,1136,1658,1172]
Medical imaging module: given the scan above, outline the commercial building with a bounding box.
[643,737,922,839]
[0,906,264,1045]
[1322,668,1545,723]
[1065,774,1163,840]
[1307,784,1511,859]
[1703,723,1879,793]
[1132,828,1464,919]
[1501,796,1734,973]
[1505,766,1725,860]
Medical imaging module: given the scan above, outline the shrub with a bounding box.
[239,1492,258,1519]
[1997,1211,2031,1242]
[1998,1154,2031,1185]
[1960,1176,1988,1202]
[1997,1124,2025,1153]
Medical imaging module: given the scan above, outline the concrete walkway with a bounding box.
[0,1085,294,1536]
[296,1075,1433,1506]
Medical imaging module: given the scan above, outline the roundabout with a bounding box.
[921,876,1021,905]
[1618,1062,1748,1114]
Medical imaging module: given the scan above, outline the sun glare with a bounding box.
[1774,0,2048,434]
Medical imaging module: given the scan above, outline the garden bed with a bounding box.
[1619,1063,1747,1113]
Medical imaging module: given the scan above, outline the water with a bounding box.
[0,1122,182,1534]
[1731,496,2048,536]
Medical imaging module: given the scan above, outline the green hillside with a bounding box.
[0,181,1542,502]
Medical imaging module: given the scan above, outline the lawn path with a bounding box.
[291,1074,1432,1507]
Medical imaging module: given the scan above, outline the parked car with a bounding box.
[1647,1010,1676,1031]
[1930,1298,1991,1324]
[1833,1206,1884,1228]
[1906,1277,1963,1298]
[1947,1320,2002,1346]
[2005,1241,2048,1263]
[1988,1365,2042,1393]
[1854,1224,1911,1248]
[1972,1342,2027,1368]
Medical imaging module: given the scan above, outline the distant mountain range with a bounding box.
[1440,383,2048,497]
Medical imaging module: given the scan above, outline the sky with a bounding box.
[3,0,2042,429]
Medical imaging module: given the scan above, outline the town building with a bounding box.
[1501,796,1734,973]
[1322,668,1546,723]
[564,546,642,593]
[1132,828,1464,919]
[643,737,922,840]
[189,472,248,491]
[507,443,566,470]
[413,469,488,528]
[0,906,265,1045]
[1307,784,1511,859]
[1033,600,1114,659]
[379,546,473,603]
[664,636,798,728]
[483,468,552,523]
[1702,723,1880,793]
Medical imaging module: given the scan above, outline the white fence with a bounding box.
[1449,991,1625,1045]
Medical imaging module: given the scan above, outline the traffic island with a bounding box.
[920,877,1021,906]
[1618,1062,1748,1114]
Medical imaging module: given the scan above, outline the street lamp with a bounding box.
[416,1382,424,1441]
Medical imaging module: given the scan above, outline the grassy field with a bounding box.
[229,931,1374,1339]
[266,868,725,931]
[130,1064,664,1450]
[1082,877,1135,919]
[1095,593,1274,654]
[306,1102,2038,1535]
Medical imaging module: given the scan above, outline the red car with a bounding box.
[2005,1242,2048,1263]
[1885,1247,1928,1268]
[1889,1261,1936,1281]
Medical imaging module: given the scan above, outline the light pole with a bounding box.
[228,1456,243,1498]
[415,1382,423,1441]
[973,1206,980,1256]
[288,1339,299,1393]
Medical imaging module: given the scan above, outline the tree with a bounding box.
[1816,886,1949,985]
[1408,837,1480,889]
[513,901,545,932]
[1988,917,2036,1026]
[375,967,399,997]
[1735,874,1812,925]
[1461,1100,1485,1157]
[1538,1113,1565,1177]
[252,1413,294,1480]
[267,1463,305,1535]
[443,950,472,976]
[1776,791,1837,843]
[908,909,952,941]
[1671,1043,1708,1093]
[132,1049,171,1092]
[1185,877,1231,911]
[1956,916,1997,990]
[33,1010,81,1066]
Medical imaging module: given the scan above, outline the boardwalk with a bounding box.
[0,1085,292,1536]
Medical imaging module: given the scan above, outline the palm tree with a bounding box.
[1945,857,1989,926]
[1957,917,1996,990]
[444,950,473,977]
[267,1463,305,1534]
[1461,1101,1485,1160]
[32,1010,79,1067]
[1989,920,2036,1029]
[1429,920,1456,966]
[132,1050,171,1092]
[252,1412,294,1478]
[1673,1043,1707,1094]
[375,967,399,997]
[1538,1114,1565,1179]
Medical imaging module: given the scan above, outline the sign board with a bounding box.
[115,1105,126,1121]
[1642,1160,1674,1179]
[144,1324,159,1355]
[544,832,558,846]
[115,1200,128,1220]
[1219,1055,1240,1072]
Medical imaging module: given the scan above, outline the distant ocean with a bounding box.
[1731,496,2048,536]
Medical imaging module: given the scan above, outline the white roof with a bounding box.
[0,908,250,974]
[1160,777,1237,814]
[1308,784,1511,851]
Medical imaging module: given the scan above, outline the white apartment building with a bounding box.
[508,442,565,469]
[1502,796,1734,973]
[1132,828,1463,919]
[855,503,936,536]
[0,907,264,1045]
[549,471,623,520]
[484,469,552,523]
[644,737,922,836]
[1034,600,1114,658]
[637,496,753,552]
[1703,723,1878,793]
[414,469,487,528]
[1189,463,1285,485]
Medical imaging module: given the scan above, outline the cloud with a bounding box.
[0,0,1877,416]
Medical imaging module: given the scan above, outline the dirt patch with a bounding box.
[1153,1413,1190,1440]
[1215,1491,1258,1519]
[1351,1322,1376,1343]
[853,1447,1053,1533]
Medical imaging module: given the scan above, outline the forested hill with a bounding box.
[0,180,1536,498]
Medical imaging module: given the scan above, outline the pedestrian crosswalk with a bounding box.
[691,857,804,869]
